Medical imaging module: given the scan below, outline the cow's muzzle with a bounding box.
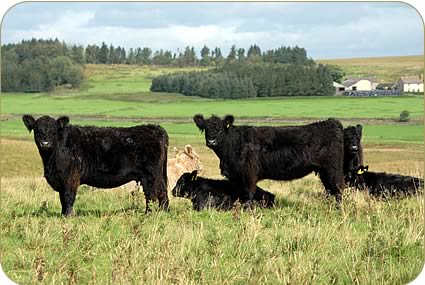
[350,145,358,152]
[207,139,217,146]
[39,141,51,148]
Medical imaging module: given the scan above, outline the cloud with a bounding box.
[1,2,423,58]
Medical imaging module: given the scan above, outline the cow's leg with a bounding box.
[141,176,169,213]
[157,190,169,211]
[319,169,344,206]
[59,173,80,217]
[59,188,77,216]
[242,177,258,209]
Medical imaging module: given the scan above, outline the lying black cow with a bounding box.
[172,170,275,210]
[194,114,345,205]
[349,165,424,197]
[22,115,169,216]
[343,124,364,184]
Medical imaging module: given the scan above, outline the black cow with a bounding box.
[172,170,275,210]
[343,124,364,184]
[350,165,424,197]
[193,114,345,205]
[22,115,169,216]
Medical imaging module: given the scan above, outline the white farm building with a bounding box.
[398,76,424,93]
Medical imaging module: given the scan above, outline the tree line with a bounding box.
[1,39,84,92]
[1,38,329,95]
[85,42,313,67]
[151,62,335,98]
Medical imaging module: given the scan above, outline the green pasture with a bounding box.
[2,119,423,146]
[81,64,208,95]
[0,63,424,284]
[1,174,423,284]
[2,93,424,120]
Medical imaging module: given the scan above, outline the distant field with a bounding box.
[2,93,423,120]
[317,55,424,82]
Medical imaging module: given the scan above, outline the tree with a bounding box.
[247,44,261,58]
[141,47,152,65]
[327,64,346,83]
[70,45,85,65]
[200,45,211,66]
[212,47,224,68]
[226,45,237,64]
[237,48,246,63]
[98,42,109,64]
[127,48,136,64]
[85,45,97,64]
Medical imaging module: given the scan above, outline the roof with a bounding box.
[333,81,345,88]
[341,77,378,87]
[400,76,423,84]
[376,82,397,88]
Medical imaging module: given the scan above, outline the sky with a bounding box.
[1,1,424,59]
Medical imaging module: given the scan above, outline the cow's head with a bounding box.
[172,170,198,198]
[193,114,234,149]
[175,145,203,173]
[22,115,69,151]
[348,165,369,185]
[344,124,363,154]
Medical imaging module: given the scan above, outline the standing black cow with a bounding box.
[343,124,364,184]
[22,115,169,216]
[193,114,345,205]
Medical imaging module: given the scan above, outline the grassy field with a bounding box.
[1,62,424,284]
[317,55,424,82]
[2,93,424,120]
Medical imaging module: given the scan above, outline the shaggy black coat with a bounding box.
[349,165,424,197]
[172,171,275,210]
[22,115,169,216]
[343,125,364,184]
[194,114,345,204]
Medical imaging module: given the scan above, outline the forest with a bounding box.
[1,38,336,96]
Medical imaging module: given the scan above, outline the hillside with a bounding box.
[317,55,424,82]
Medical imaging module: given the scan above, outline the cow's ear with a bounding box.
[185,145,192,155]
[57,116,69,130]
[193,114,205,131]
[22,115,35,133]
[356,124,363,136]
[190,170,198,181]
[223,114,234,129]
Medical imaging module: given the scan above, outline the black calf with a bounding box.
[350,165,423,197]
[172,171,275,210]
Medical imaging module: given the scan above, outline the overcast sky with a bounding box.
[1,2,423,59]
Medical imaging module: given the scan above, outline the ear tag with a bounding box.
[192,176,197,181]
[357,169,364,175]
[226,124,230,129]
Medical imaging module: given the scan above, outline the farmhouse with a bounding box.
[397,75,423,93]
[341,78,378,91]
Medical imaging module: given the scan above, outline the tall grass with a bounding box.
[1,174,423,284]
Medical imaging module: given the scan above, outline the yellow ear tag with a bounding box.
[226,124,230,128]
[192,176,197,181]
[357,169,364,175]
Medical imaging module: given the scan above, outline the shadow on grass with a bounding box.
[13,196,302,218]
[12,205,147,218]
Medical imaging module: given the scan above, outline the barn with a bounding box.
[340,78,378,91]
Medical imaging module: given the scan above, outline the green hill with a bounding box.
[317,55,424,82]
